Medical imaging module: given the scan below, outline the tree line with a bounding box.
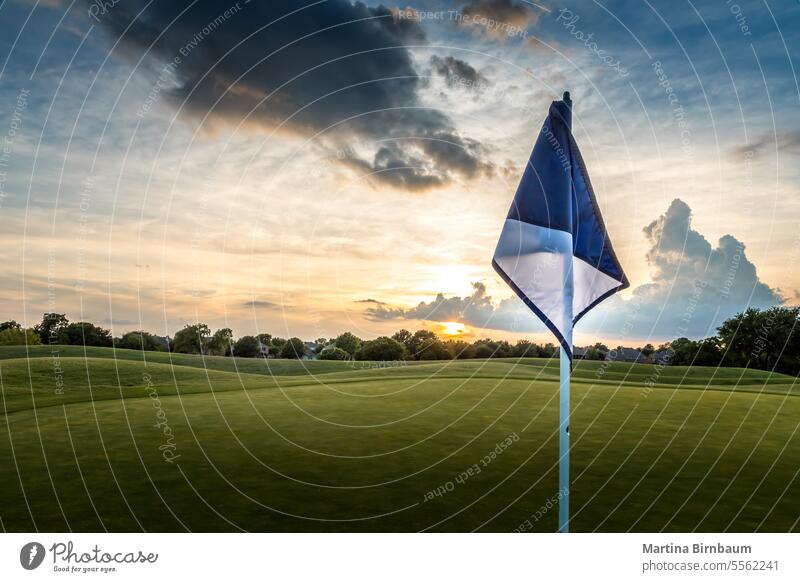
[0,306,797,376]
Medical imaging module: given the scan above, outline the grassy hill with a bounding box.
[0,346,798,532]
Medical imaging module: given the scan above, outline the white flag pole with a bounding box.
[558,344,570,533]
[558,89,573,534]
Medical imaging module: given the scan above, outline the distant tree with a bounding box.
[207,328,234,356]
[357,337,407,361]
[318,347,350,361]
[60,322,113,347]
[694,337,723,367]
[473,342,494,359]
[281,337,307,359]
[34,313,69,344]
[583,347,602,360]
[256,333,273,346]
[445,340,476,359]
[172,323,211,354]
[416,342,448,360]
[416,339,450,360]
[718,307,799,375]
[334,332,361,357]
[0,320,21,332]
[664,337,722,367]
[667,337,696,366]
[470,339,511,358]
[410,330,439,359]
[640,343,655,357]
[0,327,41,346]
[233,335,260,358]
[512,340,538,358]
[271,337,287,349]
[391,329,414,354]
[116,331,163,351]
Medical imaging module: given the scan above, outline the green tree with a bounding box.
[444,340,476,359]
[694,337,722,366]
[470,338,511,358]
[717,307,799,375]
[0,327,41,346]
[512,340,539,358]
[0,320,21,332]
[583,347,602,360]
[473,341,494,359]
[640,343,655,357]
[318,347,350,360]
[34,313,69,344]
[207,328,234,356]
[667,337,696,366]
[233,335,260,358]
[409,330,439,360]
[172,323,211,354]
[334,332,361,357]
[60,322,113,347]
[391,329,414,354]
[280,337,307,359]
[357,337,407,361]
[116,331,163,351]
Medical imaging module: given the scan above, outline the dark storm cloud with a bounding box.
[365,200,783,339]
[341,141,448,190]
[86,0,492,190]
[430,55,488,89]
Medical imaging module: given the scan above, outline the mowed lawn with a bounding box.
[1,346,798,532]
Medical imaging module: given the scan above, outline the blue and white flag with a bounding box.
[492,94,628,359]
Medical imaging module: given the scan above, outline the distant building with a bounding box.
[303,342,318,360]
[611,347,645,363]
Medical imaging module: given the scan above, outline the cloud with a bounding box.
[731,131,800,159]
[365,281,535,331]
[242,300,279,309]
[459,0,538,39]
[364,199,783,340]
[87,0,492,191]
[429,55,488,90]
[621,199,782,334]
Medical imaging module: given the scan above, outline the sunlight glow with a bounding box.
[440,321,466,336]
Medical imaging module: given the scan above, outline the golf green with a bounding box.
[1,346,798,532]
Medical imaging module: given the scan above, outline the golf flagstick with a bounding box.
[492,91,628,533]
[558,344,570,533]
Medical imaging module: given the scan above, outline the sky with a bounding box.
[0,0,798,346]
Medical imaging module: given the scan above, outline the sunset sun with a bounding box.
[440,322,466,336]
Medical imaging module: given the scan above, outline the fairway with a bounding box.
[1,346,798,532]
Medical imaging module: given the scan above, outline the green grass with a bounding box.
[1,346,798,532]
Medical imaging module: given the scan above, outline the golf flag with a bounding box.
[492,93,628,358]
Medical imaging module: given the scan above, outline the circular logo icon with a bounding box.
[20,542,46,570]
